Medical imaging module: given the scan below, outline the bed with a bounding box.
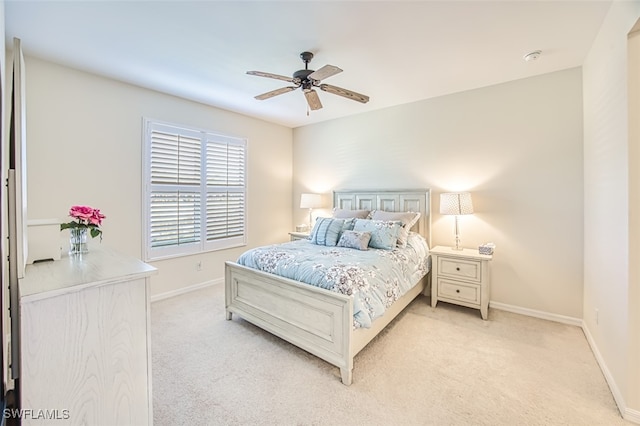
[225,189,431,385]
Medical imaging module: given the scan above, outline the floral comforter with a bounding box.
[236,233,430,328]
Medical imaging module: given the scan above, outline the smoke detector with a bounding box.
[523,50,542,62]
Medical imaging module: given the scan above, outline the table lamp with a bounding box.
[300,193,323,230]
[440,192,474,250]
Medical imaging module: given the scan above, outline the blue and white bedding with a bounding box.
[236,232,430,329]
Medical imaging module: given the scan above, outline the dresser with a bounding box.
[430,245,493,320]
[18,247,157,425]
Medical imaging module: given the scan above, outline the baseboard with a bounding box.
[150,278,222,303]
[489,301,582,326]
[625,408,640,424]
[580,322,634,422]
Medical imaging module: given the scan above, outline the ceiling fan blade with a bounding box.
[307,65,342,82]
[319,84,370,104]
[247,70,299,84]
[255,86,297,100]
[304,89,323,110]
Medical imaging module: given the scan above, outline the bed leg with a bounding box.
[225,310,232,320]
[340,367,353,386]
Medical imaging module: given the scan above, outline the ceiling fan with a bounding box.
[247,51,370,111]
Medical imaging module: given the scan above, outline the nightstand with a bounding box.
[289,231,310,241]
[430,245,493,320]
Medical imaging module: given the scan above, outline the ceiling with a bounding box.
[5,0,612,128]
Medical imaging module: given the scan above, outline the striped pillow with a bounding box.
[310,217,345,246]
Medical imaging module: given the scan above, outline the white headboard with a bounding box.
[333,189,431,247]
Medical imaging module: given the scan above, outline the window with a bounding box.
[143,119,246,260]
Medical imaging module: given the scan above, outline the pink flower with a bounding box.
[69,205,95,221]
[89,209,106,226]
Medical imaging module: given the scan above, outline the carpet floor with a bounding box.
[151,284,630,425]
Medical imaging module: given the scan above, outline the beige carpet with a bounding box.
[151,284,629,425]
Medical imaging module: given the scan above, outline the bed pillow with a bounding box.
[337,230,371,251]
[310,217,345,246]
[340,217,357,233]
[369,210,421,248]
[332,208,370,219]
[352,219,402,250]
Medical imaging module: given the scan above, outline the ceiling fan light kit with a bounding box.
[247,51,370,112]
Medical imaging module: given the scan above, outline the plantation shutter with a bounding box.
[149,129,202,250]
[204,138,246,250]
[144,120,247,260]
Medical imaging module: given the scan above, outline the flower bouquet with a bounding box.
[60,205,106,238]
[60,206,106,254]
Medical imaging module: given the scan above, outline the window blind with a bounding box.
[143,120,246,260]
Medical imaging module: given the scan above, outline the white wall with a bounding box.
[293,68,585,320]
[22,57,293,297]
[583,0,640,420]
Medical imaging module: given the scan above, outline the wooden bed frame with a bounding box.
[225,189,431,385]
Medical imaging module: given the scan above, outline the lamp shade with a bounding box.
[440,192,474,215]
[300,193,323,209]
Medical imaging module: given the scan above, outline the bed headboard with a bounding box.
[333,189,431,247]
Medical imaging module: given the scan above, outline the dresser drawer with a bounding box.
[438,257,482,282]
[437,278,480,305]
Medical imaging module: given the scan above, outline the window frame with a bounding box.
[142,118,247,261]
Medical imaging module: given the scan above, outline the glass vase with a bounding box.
[69,227,89,255]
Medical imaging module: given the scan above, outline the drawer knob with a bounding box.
[456,267,460,271]
[456,289,460,293]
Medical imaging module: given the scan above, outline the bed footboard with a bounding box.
[225,261,355,384]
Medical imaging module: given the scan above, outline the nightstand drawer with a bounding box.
[438,257,482,282]
[437,279,480,304]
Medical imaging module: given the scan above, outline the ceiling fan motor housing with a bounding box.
[293,69,315,83]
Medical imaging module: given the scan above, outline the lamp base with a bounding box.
[452,216,463,250]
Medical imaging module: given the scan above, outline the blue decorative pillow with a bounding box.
[369,210,421,248]
[341,217,357,233]
[352,219,402,250]
[310,217,345,246]
[337,230,371,251]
